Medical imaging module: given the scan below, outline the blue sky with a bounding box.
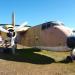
[0,0,75,28]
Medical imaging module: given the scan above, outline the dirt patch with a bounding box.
[0,48,75,75]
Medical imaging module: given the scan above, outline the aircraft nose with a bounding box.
[67,36,75,49]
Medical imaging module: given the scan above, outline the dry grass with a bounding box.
[0,48,75,75]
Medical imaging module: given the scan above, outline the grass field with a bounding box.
[0,48,75,75]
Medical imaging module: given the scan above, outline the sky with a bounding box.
[0,0,75,29]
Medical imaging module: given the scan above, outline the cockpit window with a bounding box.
[73,30,75,33]
[50,21,64,26]
[41,21,64,30]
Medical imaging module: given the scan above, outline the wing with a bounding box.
[0,26,8,33]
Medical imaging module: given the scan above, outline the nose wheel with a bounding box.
[70,49,75,60]
[67,36,75,61]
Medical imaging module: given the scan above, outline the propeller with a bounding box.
[0,12,28,34]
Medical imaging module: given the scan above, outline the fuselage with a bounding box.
[18,21,74,51]
[0,21,74,51]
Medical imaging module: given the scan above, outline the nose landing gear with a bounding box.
[67,36,75,61]
[70,49,75,60]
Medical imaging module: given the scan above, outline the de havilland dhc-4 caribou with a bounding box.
[0,12,75,61]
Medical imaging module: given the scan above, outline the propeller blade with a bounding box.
[12,12,15,30]
[14,22,28,31]
[0,26,8,33]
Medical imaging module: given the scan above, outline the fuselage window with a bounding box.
[46,22,51,28]
[41,24,46,30]
[41,22,52,30]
